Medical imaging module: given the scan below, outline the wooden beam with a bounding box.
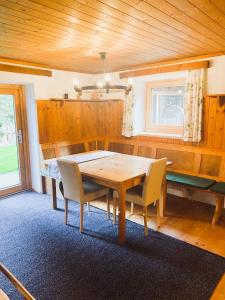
[118,51,225,72]
[0,57,53,69]
[0,57,87,73]
[0,63,52,77]
[120,61,209,79]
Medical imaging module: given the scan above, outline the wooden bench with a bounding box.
[167,171,224,225]
[40,140,96,209]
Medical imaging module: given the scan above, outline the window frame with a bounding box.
[145,79,186,136]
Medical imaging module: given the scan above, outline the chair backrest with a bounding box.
[143,158,167,206]
[57,159,84,203]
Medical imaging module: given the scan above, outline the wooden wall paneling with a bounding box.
[88,140,97,151]
[201,96,210,147]
[151,147,157,158]
[206,96,218,148]
[133,144,138,155]
[199,154,221,177]
[156,148,195,172]
[55,141,86,157]
[37,100,98,144]
[53,101,61,142]
[193,153,202,174]
[213,98,225,149]
[40,143,56,159]
[137,146,153,158]
[97,140,106,150]
[108,142,134,155]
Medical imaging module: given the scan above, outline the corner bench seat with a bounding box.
[166,171,216,189]
[210,182,225,194]
[166,171,224,225]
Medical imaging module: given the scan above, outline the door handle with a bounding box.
[17,129,23,144]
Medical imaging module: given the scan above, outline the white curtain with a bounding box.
[122,91,135,137]
[183,68,205,142]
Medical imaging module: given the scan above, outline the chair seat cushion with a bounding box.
[210,182,225,195]
[83,181,108,202]
[113,185,143,206]
[166,171,215,189]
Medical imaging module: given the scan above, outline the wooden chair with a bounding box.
[57,159,110,232]
[0,263,35,300]
[114,158,167,236]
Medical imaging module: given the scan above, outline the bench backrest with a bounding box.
[40,138,225,182]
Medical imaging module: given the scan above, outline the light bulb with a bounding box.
[73,79,79,87]
[96,81,104,88]
[128,78,133,85]
[104,73,111,82]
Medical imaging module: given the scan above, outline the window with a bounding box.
[145,79,185,136]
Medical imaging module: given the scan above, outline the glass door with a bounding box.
[0,85,30,197]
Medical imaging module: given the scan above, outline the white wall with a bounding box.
[207,55,225,94]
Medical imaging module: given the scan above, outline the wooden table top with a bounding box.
[79,153,157,183]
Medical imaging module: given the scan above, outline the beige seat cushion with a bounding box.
[83,181,108,202]
[114,185,144,206]
[0,289,10,300]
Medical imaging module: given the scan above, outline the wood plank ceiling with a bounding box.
[1,0,225,73]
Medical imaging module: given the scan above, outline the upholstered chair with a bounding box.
[113,158,167,236]
[57,159,110,232]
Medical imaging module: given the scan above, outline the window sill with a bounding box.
[134,131,183,139]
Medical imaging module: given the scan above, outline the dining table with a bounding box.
[42,150,170,244]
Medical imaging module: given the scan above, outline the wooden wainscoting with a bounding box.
[37,99,98,144]
[37,96,225,181]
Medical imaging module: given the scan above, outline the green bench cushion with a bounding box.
[210,182,225,195]
[166,171,216,189]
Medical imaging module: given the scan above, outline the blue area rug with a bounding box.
[0,191,225,300]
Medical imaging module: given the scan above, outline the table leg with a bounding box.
[117,184,126,244]
[51,178,57,210]
[159,171,167,217]
[41,176,47,194]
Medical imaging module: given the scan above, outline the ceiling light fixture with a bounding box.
[73,52,132,97]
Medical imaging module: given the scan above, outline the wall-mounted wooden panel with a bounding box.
[37,100,97,144]
[199,154,221,177]
[137,146,153,158]
[88,141,97,151]
[97,140,105,150]
[41,145,56,160]
[55,142,86,157]
[108,142,134,155]
[156,148,195,172]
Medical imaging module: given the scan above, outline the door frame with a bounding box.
[0,84,31,197]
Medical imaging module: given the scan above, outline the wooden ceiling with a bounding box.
[1,0,225,73]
